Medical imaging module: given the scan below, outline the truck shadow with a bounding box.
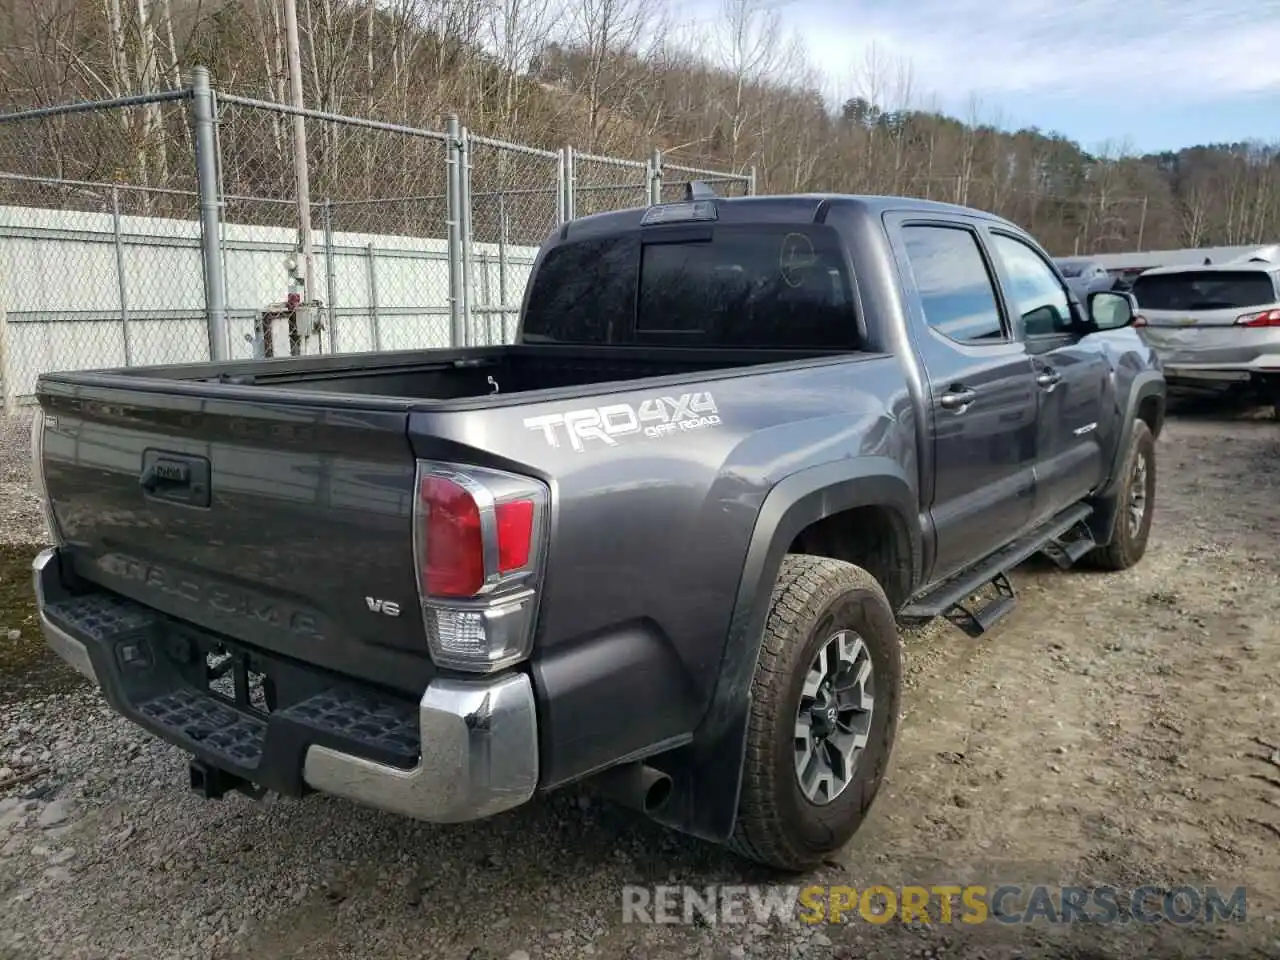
[1165,389,1275,423]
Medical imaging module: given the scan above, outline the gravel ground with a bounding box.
[1,401,1278,960]
[0,411,43,545]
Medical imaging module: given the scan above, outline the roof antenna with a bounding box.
[684,180,718,202]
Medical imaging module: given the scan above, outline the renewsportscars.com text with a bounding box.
[621,884,1248,926]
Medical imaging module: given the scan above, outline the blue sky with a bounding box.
[684,0,1280,155]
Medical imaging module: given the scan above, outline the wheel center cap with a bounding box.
[811,700,838,736]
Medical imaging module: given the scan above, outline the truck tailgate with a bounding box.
[37,385,434,696]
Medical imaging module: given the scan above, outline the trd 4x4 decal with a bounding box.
[523,392,721,451]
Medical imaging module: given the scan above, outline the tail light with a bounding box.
[412,461,549,673]
[1132,315,1148,328]
[29,406,64,545]
[1235,309,1280,327]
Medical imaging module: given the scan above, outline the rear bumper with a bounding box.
[1144,333,1280,381]
[32,548,538,823]
[1160,360,1280,382]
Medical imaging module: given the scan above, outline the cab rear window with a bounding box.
[522,224,861,350]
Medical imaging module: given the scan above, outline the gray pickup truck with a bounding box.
[30,189,1164,871]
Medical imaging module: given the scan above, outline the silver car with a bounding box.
[1129,262,1280,403]
[1055,257,1116,297]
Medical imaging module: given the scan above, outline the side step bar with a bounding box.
[901,503,1096,637]
[943,571,1017,639]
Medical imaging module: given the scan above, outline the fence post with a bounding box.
[191,66,229,362]
[365,242,381,351]
[564,145,576,221]
[497,193,509,322]
[555,148,567,225]
[479,247,492,344]
[110,186,134,367]
[459,126,474,348]
[321,198,339,353]
[445,115,465,349]
[0,300,11,415]
[649,148,663,205]
[748,166,757,197]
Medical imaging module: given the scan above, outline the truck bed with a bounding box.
[34,341,870,703]
[85,343,831,406]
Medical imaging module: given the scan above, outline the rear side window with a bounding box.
[900,225,1006,343]
[522,224,860,350]
[1131,271,1279,311]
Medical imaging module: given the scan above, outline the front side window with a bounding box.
[989,233,1074,337]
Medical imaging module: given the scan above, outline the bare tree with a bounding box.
[567,0,661,151]
[710,0,784,171]
[3,0,1280,254]
[483,0,557,131]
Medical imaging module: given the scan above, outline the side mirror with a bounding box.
[1088,290,1137,330]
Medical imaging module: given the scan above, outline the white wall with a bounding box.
[0,205,539,402]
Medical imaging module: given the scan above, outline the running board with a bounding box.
[1039,520,1098,569]
[901,503,1095,635]
[942,571,1016,639]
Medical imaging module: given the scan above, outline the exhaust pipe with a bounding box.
[591,762,673,815]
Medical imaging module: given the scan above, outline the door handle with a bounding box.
[1035,369,1062,389]
[939,387,978,410]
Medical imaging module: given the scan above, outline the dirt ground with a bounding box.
[0,400,1277,960]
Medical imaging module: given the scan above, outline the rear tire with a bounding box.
[1087,419,1156,571]
[1265,375,1280,422]
[728,555,902,872]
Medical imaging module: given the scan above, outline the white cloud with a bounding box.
[784,0,1280,110]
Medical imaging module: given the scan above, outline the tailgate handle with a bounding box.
[141,461,189,489]
[140,451,211,508]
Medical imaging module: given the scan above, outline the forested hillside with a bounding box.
[2,0,1277,255]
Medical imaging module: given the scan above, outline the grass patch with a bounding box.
[0,543,82,701]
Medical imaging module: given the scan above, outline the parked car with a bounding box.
[30,189,1165,871]
[1108,267,1150,294]
[1053,257,1116,297]
[1129,261,1280,411]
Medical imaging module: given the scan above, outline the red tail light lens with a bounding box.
[415,463,547,591]
[420,476,539,597]
[420,474,485,598]
[496,499,535,572]
[1132,315,1148,328]
[1235,309,1280,327]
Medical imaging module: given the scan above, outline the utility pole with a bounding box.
[282,0,318,353]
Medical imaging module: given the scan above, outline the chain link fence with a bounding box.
[0,67,754,408]
[214,95,457,358]
[568,150,651,220]
[0,92,212,405]
[464,135,563,345]
[660,162,755,203]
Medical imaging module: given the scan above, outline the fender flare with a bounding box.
[647,457,921,844]
[1087,371,1166,543]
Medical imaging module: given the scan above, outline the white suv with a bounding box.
[1129,262,1280,408]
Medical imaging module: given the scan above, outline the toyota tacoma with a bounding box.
[30,188,1165,871]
